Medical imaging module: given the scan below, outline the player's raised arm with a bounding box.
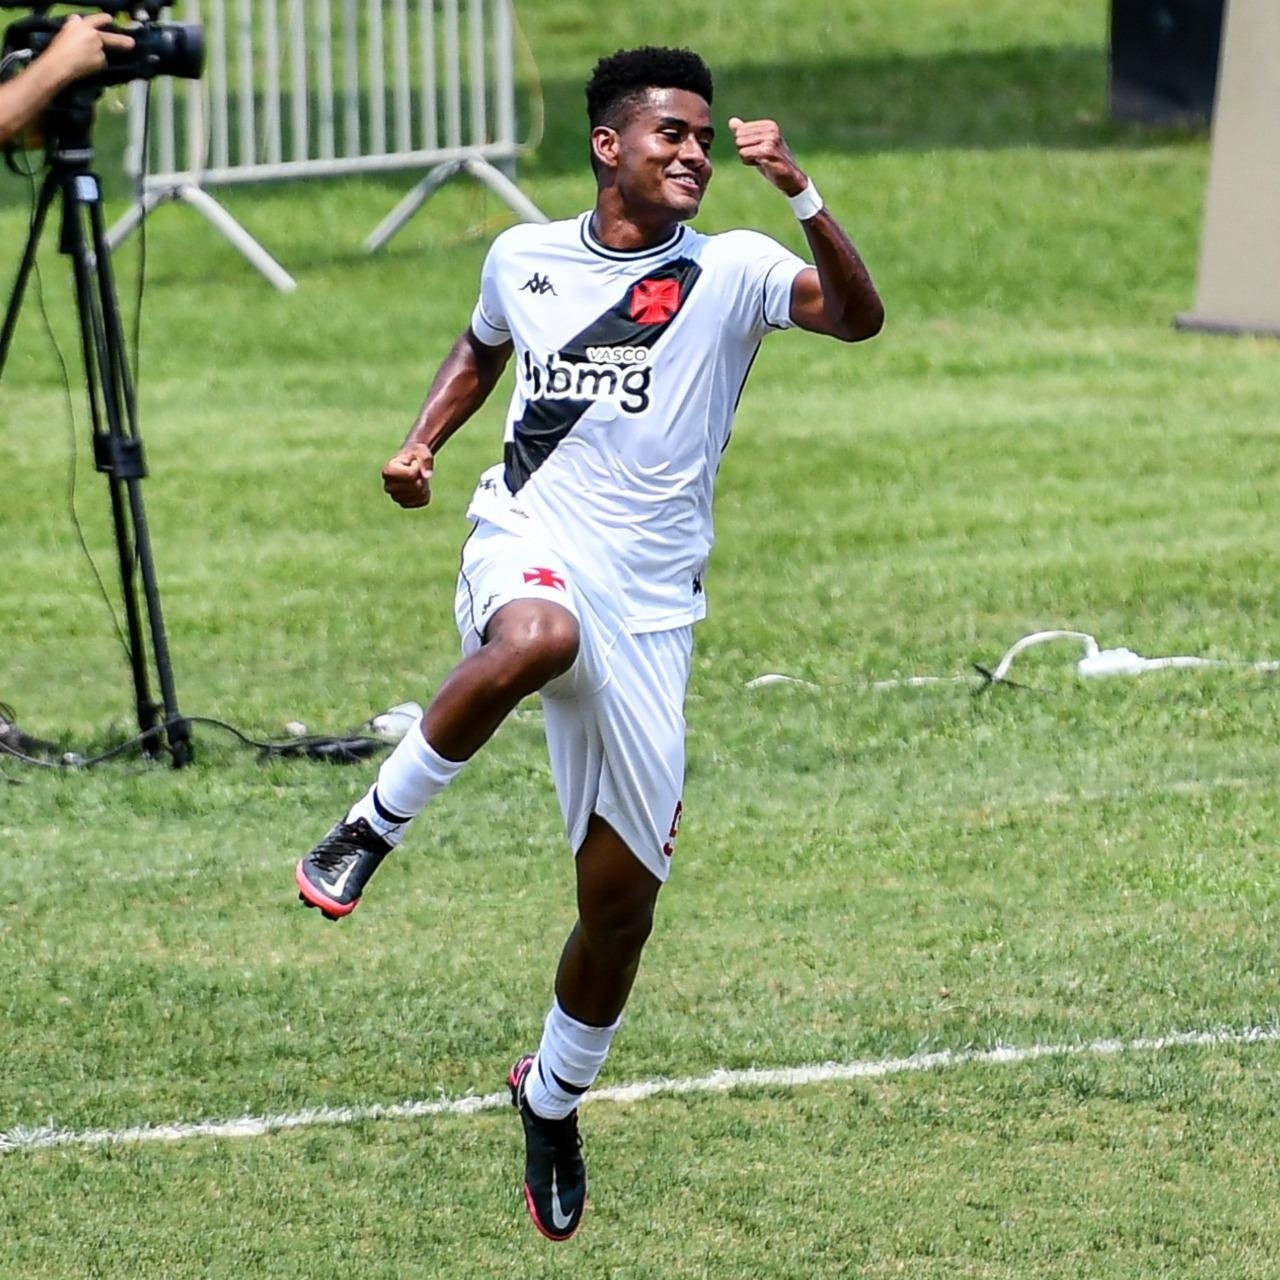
[728,115,883,342]
[383,327,513,509]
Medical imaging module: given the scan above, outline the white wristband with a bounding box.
[786,181,823,221]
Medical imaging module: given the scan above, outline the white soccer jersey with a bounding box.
[466,212,807,633]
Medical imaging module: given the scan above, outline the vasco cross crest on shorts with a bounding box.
[523,567,567,590]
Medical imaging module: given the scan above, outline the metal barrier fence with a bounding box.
[107,0,544,290]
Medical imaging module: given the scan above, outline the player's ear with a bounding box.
[590,125,620,171]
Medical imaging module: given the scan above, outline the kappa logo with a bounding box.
[629,277,681,324]
[519,272,557,296]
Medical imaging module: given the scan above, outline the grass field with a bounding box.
[3,1,1279,1276]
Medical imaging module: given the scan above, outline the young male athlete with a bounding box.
[295,46,882,1241]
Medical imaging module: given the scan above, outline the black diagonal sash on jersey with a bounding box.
[504,257,703,494]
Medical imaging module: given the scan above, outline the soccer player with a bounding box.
[295,45,882,1241]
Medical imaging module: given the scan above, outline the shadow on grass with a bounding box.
[522,44,1203,176]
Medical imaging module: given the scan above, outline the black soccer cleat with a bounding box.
[507,1054,587,1242]
[295,818,393,920]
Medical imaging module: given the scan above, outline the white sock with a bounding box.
[345,722,464,845]
[525,1001,620,1121]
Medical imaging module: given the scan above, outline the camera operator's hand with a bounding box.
[0,14,134,148]
[44,13,135,88]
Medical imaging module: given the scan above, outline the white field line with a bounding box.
[3,1024,1277,1158]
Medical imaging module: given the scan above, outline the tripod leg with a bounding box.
[56,171,165,756]
[55,169,194,765]
[84,182,193,766]
[0,170,59,379]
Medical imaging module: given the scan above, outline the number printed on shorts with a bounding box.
[662,800,684,858]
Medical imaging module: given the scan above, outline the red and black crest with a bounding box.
[522,567,566,590]
[629,278,682,325]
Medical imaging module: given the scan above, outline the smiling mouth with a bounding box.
[667,173,702,195]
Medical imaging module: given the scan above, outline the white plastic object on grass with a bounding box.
[870,675,969,689]
[1076,647,1227,678]
[990,631,1234,680]
[1075,647,1147,678]
[369,701,425,741]
[744,674,820,690]
[745,629,1280,692]
[985,630,1099,683]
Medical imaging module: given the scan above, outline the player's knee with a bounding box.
[582,898,654,962]
[487,605,579,689]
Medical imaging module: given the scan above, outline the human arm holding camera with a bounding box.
[0,13,133,147]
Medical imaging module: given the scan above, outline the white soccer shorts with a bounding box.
[455,519,690,882]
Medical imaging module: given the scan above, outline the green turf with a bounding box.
[3,1,1279,1275]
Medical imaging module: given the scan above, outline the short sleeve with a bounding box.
[469,242,511,347]
[717,230,808,340]
[759,254,807,331]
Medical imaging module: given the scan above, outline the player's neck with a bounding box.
[589,199,682,253]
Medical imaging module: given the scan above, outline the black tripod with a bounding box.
[0,88,192,766]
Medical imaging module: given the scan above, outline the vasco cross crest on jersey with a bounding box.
[629,277,682,324]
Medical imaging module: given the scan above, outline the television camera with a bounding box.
[1,1,203,94]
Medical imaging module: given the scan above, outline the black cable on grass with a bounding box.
[971,663,1036,695]
[0,706,389,770]
[184,715,388,762]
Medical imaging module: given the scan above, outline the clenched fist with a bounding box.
[382,442,434,508]
[727,116,808,198]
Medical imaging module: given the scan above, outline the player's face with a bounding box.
[610,88,714,220]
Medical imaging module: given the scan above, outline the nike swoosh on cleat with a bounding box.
[317,864,356,897]
[549,1168,574,1232]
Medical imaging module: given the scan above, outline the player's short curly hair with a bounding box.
[585,46,714,129]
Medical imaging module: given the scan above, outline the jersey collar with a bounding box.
[579,212,686,262]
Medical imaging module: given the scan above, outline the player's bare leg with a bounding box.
[557,815,662,1026]
[423,600,580,759]
[295,600,579,918]
[510,815,662,1239]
